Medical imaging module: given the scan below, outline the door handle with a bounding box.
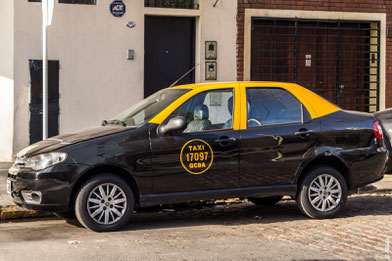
[214,137,236,143]
[295,129,314,137]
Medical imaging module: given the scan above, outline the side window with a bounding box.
[246,88,302,127]
[168,89,234,133]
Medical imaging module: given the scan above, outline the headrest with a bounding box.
[194,104,209,120]
[227,96,233,115]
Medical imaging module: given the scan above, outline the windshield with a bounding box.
[113,89,190,127]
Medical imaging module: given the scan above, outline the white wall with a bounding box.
[14,0,146,153]
[0,0,14,161]
[199,0,237,83]
[12,0,237,154]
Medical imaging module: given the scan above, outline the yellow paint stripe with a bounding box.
[233,85,241,131]
[285,84,341,118]
[239,84,248,130]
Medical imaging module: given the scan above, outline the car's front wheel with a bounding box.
[296,166,347,219]
[75,174,134,232]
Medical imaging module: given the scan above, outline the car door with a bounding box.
[239,86,321,187]
[149,87,240,194]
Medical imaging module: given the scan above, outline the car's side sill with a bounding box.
[139,185,297,207]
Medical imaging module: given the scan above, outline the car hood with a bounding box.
[17,126,135,157]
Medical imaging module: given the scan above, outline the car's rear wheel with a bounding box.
[75,174,134,232]
[297,166,347,219]
[248,196,283,206]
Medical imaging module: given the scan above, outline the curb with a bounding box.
[0,205,53,220]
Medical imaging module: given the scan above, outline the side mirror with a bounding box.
[158,116,186,136]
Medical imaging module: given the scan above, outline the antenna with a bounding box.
[169,64,199,88]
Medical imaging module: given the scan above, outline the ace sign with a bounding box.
[110,0,126,17]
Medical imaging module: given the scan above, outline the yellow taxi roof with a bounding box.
[153,81,340,128]
[170,81,295,90]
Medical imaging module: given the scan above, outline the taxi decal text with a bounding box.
[180,139,213,174]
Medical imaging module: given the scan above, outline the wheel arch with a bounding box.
[69,164,141,211]
[296,156,352,190]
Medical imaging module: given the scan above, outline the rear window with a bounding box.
[246,88,302,127]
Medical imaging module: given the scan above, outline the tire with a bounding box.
[296,166,347,219]
[75,174,134,232]
[249,196,283,206]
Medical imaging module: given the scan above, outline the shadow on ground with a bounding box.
[66,194,392,232]
[4,194,391,234]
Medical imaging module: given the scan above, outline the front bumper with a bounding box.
[7,163,88,212]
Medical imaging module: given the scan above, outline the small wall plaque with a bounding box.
[205,41,217,60]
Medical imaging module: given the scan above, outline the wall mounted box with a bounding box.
[205,41,217,60]
[205,61,217,80]
[127,49,134,60]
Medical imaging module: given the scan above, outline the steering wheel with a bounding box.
[247,118,262,126]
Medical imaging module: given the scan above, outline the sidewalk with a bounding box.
[1,161,392,220]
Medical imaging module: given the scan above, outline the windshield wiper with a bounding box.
[102,119,127,127]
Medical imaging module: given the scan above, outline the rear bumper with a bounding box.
[7,163,88,212]
[348,146,388,189]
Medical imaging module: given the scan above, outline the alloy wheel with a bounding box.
[307,174,342,212]
[87,183,127,225]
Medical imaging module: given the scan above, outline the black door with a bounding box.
[144,16,195,98]
[149,88,240,194]
[29,60,60,144]
[240,87,320,187]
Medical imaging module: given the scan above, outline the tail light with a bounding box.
[373,120,383,140]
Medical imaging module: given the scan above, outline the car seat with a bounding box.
[184,104,212,133]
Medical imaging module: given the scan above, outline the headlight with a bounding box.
[24,152,68,170]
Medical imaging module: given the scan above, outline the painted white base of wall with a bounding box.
[0,0,14,161]
[0,76,14,161]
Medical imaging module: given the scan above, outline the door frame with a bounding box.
[143,8,202,83]
[144,15,196,97]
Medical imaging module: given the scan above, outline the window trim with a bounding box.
[244,87,306,129]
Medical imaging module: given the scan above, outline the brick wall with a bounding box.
[237,0,392,108]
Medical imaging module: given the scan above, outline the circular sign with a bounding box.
[110,0,126,17]
[180,139,214,175]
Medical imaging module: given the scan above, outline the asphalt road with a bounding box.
[0,208,332,261]
[0,193,391,261]
[1,166,391,260]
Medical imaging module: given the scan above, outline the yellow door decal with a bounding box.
[180,139,214,174]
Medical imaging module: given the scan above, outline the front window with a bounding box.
[167,89,234,133]
[114,89,190,127]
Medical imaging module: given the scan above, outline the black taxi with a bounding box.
[7,82,388,231]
